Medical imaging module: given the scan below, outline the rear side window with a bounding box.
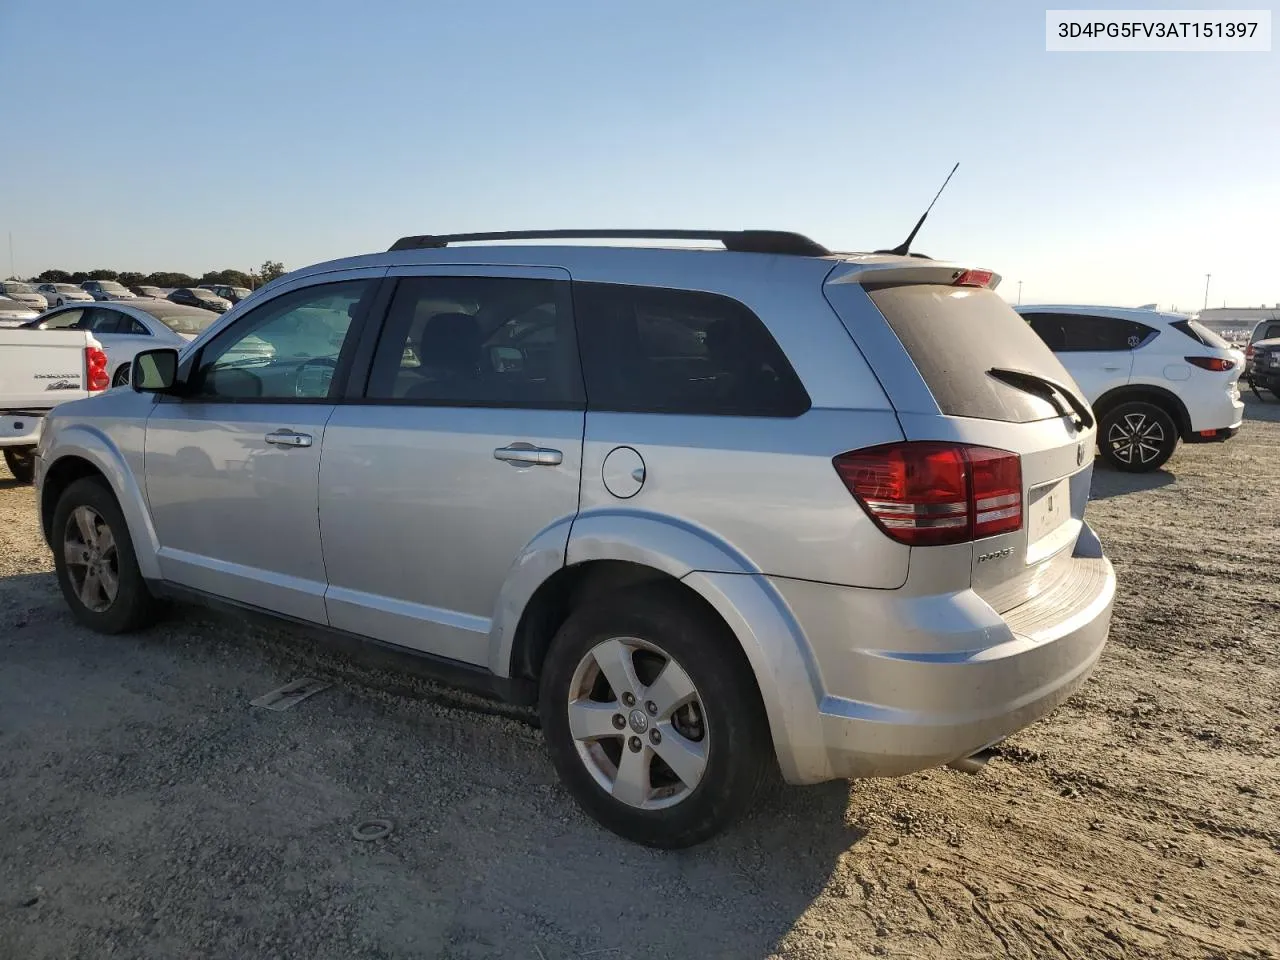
[574,282,809,417]
[1172,319,1230,348]
[868,285,1077,423]
[1023,312,1157,352]
[367,276,583,407]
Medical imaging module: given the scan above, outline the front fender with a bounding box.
[41,422,160,580]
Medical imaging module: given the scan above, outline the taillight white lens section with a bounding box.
[833,442,1022,546]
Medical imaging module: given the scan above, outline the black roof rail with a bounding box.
[388,229,831,257]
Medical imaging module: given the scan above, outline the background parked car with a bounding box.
[0,280,48,312]
[82,279,138,301]
[169,287,231,313]
[132,285,172,299]
[199,283,252,304]
[35,283,95,307]
[19,299,259,387]
[0,296,40,328]
[1016,305,1243,472]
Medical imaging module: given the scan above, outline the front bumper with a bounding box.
[770,525,1115,781]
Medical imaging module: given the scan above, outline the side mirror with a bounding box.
[132,348,181,392]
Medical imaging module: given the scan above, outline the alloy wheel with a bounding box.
[1107,412,1165,466]
[63,506,119,613]
[566,637,709,810]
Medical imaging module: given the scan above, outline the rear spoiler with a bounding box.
[825,258,1003,291]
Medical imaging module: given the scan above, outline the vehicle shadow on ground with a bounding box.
[1242,391,1280,423]
[1088,461,1176,500]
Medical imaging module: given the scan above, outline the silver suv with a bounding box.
[34,229,1116,848]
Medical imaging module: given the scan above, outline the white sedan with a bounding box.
[21,299,271,387]
[35,283,95,308]
[0,296,40,328]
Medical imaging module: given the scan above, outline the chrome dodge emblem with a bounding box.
[628,709,649,733]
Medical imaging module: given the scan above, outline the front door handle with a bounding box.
[265,429,313,448]
[494,442,563,466]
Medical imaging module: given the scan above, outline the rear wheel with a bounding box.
[539,584,772,848]
[112,363,131,388]
[1098,400,1178,472]
[3,447,35,483]
[51,477,159,633]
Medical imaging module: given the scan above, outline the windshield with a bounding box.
[5,282,34,293]
[99,281,129,293]
[157,311,218,336]
[191,289,221,300]
[233,288,251,298]
[54,284,82,293]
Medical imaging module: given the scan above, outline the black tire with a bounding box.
[3,447,35,483]
[539,582,772,848]
[1098,400,1179,472]
[51,477,159,634]
[112,363,131,388]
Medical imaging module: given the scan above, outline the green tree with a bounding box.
[36,269,72,283]
[145,272,198,288]
[257,260,286,285]
[199,268,255,289]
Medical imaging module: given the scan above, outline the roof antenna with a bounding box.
[881,162,959,257]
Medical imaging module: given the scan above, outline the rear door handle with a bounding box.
[494,442,563,466]
[265,429,313,448]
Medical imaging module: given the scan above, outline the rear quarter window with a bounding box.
[574,282,810,417]
[868,285,1077,423]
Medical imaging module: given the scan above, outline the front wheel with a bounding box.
[1098,401,1178,472]
[51,477,159,633]
[3,447,35,483]
[539,584,773,848]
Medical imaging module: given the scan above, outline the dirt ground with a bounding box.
[1,399,1277,960]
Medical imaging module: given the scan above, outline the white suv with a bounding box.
[1017,306,1244,472]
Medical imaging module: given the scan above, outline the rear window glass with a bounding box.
[574,282,809,417]
[867,285,1077,423]
[1172,319,1231,349]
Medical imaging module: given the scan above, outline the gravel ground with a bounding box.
[1,398,1278,960]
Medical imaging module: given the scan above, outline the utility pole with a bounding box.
[7,232,13,280]
[1017,280,1023,305]
[1203,273,1211,310]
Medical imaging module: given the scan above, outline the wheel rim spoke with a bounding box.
[589,638,642,699]
[63,541,87,567]
[97,562,120,603]
[651,724,707,789]
[611,744,651,807]
[72,507,98,547]
[644,658,697,719]
[79,568,103,608]
[96,526,115,555]
[568,699,622,741]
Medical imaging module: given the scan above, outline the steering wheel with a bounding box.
[294,356,339,398]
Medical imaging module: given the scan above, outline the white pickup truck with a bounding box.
[0,329,110,482]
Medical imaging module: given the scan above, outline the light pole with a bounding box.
[1203,274,1211,310]
[1017,280,1023,305]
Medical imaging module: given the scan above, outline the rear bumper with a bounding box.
[770,524,1115,781]
[0,412,44,449]
[1184,424,1240,444]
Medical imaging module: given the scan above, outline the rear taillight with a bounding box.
[833,442,1022,546]
[952,269,994,288]
[1185,356,1235,372]
[86,346,110,392]
[1244,343,1254,360]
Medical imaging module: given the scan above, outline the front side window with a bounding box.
[367,276,582,406]
[574,282,809,417]
[190,280,372,400]
[39,309,86,330]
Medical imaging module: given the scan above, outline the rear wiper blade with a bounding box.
[987,368,1095,430]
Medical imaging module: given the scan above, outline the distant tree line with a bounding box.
[20,260,287,290]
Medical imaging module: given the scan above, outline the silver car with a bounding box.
[32,230,1115,847]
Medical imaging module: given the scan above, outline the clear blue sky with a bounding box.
[2,0,1275,308]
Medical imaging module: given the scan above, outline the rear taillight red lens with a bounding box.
[85,346,110,392]
[833,442,1022,546]
[1245,343,1254,360]
[952,269,994,288]
[1185,356,1235,372]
